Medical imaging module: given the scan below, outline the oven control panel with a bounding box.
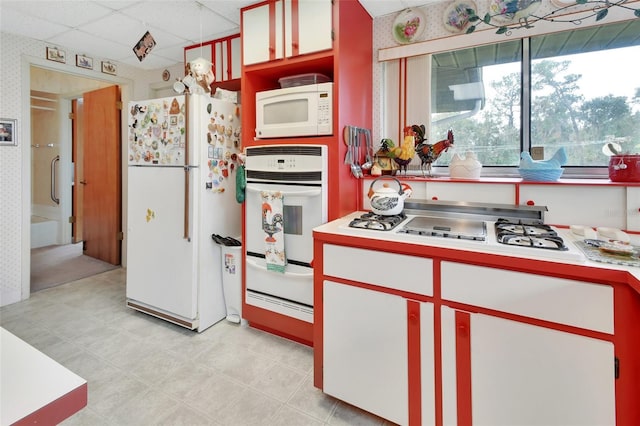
[245,145,327,174]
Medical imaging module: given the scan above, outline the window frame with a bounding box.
[377,8,639,179]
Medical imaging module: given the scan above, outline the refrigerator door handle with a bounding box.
[184,94,190,240]
[184,165,190,240]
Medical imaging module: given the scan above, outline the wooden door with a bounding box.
[82,86,121,265]
[72,98,84,243]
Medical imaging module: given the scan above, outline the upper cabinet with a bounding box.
[184,34,241,90]
[242,0,333,66]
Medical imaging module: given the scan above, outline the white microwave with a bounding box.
[255,82,333,138]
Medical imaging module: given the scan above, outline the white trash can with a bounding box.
[221,243,243,324]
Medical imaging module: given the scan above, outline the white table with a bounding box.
[1,327,87,425]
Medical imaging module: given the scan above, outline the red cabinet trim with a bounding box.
[290,0,300,56]
[455,310,473,426]
[407,299,422,425]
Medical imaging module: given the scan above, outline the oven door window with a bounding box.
[245,183,323,264]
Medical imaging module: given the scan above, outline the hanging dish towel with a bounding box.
[261,191,286,273]
[236,164,246,203]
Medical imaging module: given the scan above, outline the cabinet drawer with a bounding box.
[426,182,515,204]
[441,262,613,333]
[323,244,433,296]
[519,185,625,228]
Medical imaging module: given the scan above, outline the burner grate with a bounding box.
[495,219,568,251]
[349,212,406,231]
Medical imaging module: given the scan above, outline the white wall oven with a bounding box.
[244,145,328,322]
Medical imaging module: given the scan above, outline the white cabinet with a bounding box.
[323,244,433,295]
[441,307,615,426]
[519,184,626,228]
[441,262,614,334]
[185,34,240,82]
[440,261,616,425]
[241,1,275,66]
[426,182,515,204]
[322,280,436,426]
[242,0,332,66]
[323,281,409,425]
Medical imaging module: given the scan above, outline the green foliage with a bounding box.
[431,59,640,166]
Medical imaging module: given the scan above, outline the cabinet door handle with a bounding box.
[526,200,535,206]
[431,196,438,200]
[457,323,468,337]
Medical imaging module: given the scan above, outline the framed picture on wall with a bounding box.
[101,61,117,75]
[46,47,66,63]
[76,54,93,70]
[0,118,18,147]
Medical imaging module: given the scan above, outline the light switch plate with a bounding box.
[531,146,544,160]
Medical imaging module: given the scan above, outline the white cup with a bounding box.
[173,81,185,93]
[182,75,196,88]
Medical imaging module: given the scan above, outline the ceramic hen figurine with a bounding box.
[520,147,567,169]
[415,128,454,177]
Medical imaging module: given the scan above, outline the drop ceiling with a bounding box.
[0,0,436,71]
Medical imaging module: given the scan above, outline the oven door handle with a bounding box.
[245,186,321,198]
[246,257,313,278]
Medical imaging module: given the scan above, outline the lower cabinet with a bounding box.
[323,280,408,424]
[441,306,616,426]
[323,280,435,425]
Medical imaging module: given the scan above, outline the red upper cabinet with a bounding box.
[184,34,241,86]
[242,0,333,66]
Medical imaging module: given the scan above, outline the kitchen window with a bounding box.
[390,19,640,177]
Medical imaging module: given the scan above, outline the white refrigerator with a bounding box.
[126,93,241,332]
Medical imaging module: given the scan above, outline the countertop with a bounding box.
[314,212,640,292]
[1,327,87,425]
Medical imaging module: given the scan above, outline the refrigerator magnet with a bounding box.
[208,145,214,158]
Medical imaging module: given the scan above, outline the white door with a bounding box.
[441,307,615,426]
[126,166,197,320]
[294,0,333,56]
[323,281,408,425]
[242,1,282,65]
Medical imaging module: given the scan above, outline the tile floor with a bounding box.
[0,268,393,426]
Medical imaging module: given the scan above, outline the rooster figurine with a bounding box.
[391,126,417,175]
[262,202,284,243]
[415,127,454,177]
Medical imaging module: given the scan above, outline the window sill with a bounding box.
[369,174,640,186]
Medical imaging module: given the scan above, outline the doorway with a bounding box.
[29,66,120,291]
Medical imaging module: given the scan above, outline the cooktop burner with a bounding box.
[495,218,568,251]
[348,212,407,231]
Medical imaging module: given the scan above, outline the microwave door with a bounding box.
[256,93,318,138]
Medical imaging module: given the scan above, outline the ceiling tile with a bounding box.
[0,6,72,41]
[2,1,114,28]
[120,1,236,42]
[48,29,130,61]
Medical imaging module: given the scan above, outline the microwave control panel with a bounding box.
[318,91,331,128]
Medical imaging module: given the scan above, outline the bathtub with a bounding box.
[31,216,58,249]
